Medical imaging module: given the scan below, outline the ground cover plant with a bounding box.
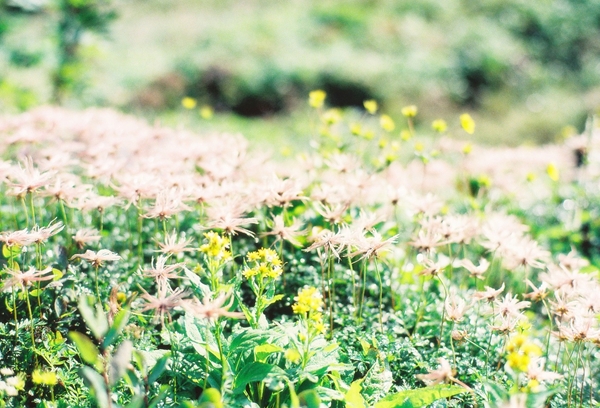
[0,95,599,407]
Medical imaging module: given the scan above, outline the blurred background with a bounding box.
[2,0,600,147]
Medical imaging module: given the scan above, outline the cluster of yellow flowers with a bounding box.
[292,287,325,334]
[242,248,282,280]
[199,232,231,262]
[506,334,542,372]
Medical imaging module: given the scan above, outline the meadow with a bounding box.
[0,94,599,407]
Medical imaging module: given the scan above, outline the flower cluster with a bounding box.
[506,334,542,372]
[242,248,282,280]
[292,287,325,334]
[199,231,231,262]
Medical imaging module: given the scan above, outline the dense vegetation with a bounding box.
[0,96,599,407]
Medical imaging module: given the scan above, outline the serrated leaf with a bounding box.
[374,384,468,408]
[80,366,110,408]
[109,340,133,386]
[233,362,287,394]
[345,380,367,408]
[148,354,170,384]
[103,307,130,349]
[69,331,100,367]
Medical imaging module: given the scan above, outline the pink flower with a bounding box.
[71,249,121,267]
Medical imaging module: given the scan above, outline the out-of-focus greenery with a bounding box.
[3,0,600,144]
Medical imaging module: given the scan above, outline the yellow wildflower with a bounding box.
[292,287,323,315]
[309,90,326,109]
[401,105,418,117]
[322,109,342,125]
[181,97,197,110]
[363,100,378,114]
[547,163,559,181]
[284,349,302,364]
[350,122,362,136]
[380,114,395,132]
[199,105,214,119]
[32,370,58,386]
[460,113,475,134]
[431,119,447,133]
[200,232,231,261]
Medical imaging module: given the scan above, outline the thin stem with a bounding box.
[29,192,36,226]
[21,196,29,228]
[25,287,36,348]
[94,265,100,300]
[373,258,383,333]
[214,319,228,393]
[328,253,335,338]
[437,274,449,344]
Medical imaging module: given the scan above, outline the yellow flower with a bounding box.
[431,119,447,133]
[547,163,559,181]
[322,109,342,125]
[199,105,214,119]
[508,352,530,372]
[363,100,378,114]
[309,90,326,109]
[32,370,58,386]
[401,105,418,117]
[462,143,472,155]
[363,130,375,140]
[460,113,475,134]
[292,287,323,315]
[247,251,261,262]
[380,114,395,132]
[285,349,302,364]
[200,232,231,261]
[181,97,197,110]
[243,248,282,280]
[400,129,412,141]
[350,122,362,136]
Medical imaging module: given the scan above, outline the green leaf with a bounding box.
[298,389,321,408]
[265,294,284,306]
[526,389,556,408]
[148,385,170,408]
[29,289,42,297]
[80,366,110,408]
[124,395,145,408]
[2,244,21,259]
[148,354,170,384]
[254,343,283,363]
[52,268,64,281]
[198,388,223,408]
[233,362,287,394]
[375,384,468,408]
[103,307,130,349]
[69,331,100,368]
[78,295,108,340]
[345,379,367,408]
[109,340,133,386]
